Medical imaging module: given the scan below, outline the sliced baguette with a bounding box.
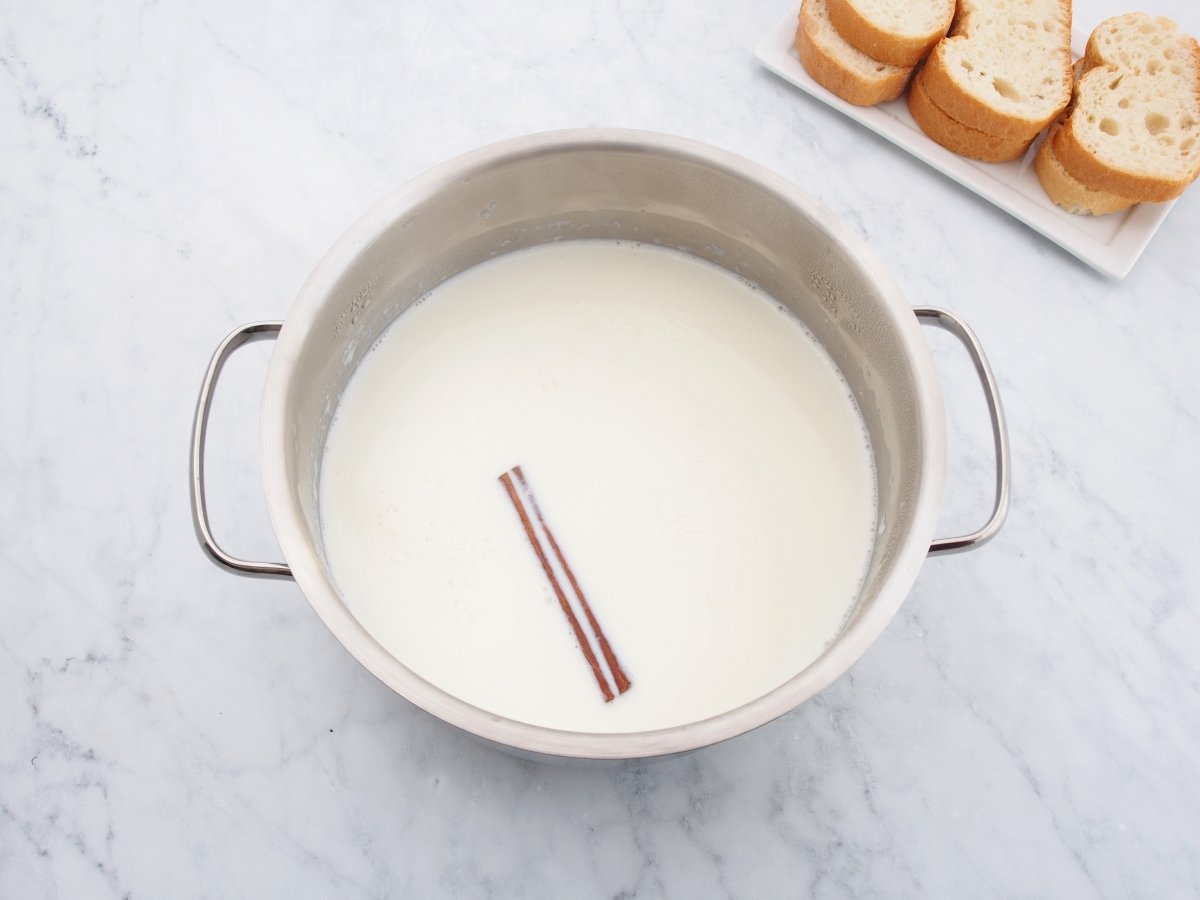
[920,0,1073,139]
[1052,13,1200,204]
[1035,61,1137,215]
[796,0,912,107]
[908,68,1035,162]
[825,0,955,68]
[1035,124,1137,215]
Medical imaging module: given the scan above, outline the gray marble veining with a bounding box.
[2,0,1198,896]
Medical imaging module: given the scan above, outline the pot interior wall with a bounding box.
[278,141,926,652]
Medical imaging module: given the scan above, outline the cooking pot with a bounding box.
[189,129,1009,760]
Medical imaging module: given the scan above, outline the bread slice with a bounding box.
[919,0,1073,139]
[825,0,955,68]
[1035,61,1137,215]
[1035,124,1137,215]
[1052,13,1200,204]
[796,0,912,106]
[908,68,1035,162]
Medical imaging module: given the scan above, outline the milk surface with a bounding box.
[320,241,876,733]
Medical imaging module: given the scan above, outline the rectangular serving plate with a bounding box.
[754,7,1178,279]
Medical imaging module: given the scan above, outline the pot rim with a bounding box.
[260,128,946,759]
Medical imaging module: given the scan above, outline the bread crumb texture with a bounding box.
[825,0,954,67]
[1054,12,1200,202]
[921,0,1073,137]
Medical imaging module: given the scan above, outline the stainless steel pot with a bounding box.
[190,129,1009,760]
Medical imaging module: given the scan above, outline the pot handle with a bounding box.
[914,306,1011,555]
[190,321,293,578]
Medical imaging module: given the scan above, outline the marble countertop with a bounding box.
[3,0,1198,896]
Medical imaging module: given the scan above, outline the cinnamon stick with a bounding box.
[498,465,631,702]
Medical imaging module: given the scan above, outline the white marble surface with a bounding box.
[2,0,1198,896]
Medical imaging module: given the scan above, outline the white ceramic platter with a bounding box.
[754,8,1179,279]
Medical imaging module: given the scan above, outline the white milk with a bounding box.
[320,241,876,733]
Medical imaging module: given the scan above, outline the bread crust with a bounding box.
[918,0,1073,139]
[825,0,953,68]
[1051,16,1200,204]
[795,0,912,107]
[907,69,1034,162]
[1034,126,1137,215]
[1052,121,1191,202]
